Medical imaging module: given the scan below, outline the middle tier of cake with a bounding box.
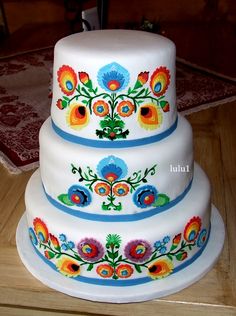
[40,114,193,221]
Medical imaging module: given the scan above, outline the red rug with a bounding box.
[0,48,236,173]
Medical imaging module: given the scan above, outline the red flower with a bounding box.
[44,250,55,259]
[134,71,149,89]
[173,233,181,246]
[138,71,149,84]
[56,99,64,110]
[79,72,89,84]
[49,233,60,250]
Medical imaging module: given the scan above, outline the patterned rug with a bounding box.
[0,48,236,173]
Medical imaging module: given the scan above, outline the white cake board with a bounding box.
[16,205,225,303]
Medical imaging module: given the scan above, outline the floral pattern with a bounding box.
[58,156,170,211]
[29,216,208,281]
[56,63,171,140]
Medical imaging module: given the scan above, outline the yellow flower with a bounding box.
[67,103,89,130]
[148,258,173,279]
[56,256,80,277]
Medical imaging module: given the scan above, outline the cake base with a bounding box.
[16,205,225,303]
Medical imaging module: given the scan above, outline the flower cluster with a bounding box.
[58,156,168,212]
[29,216,208,281]
[56,63,171,140]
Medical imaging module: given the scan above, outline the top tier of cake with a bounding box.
[51,29,177,148]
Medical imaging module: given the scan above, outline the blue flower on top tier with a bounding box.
[133,185,158,208]
[97,62,130,92]
[97,156,128,183]
[68,185,91,207]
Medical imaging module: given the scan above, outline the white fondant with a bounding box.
[40,114,193,216]
[51,30,177,141]
[25,163,211,282]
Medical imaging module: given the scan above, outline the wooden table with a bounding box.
[0,101,235,316]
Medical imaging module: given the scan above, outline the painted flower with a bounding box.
[113,183,129,196]
[96,264,114,278]
[106,234,122,248]
[94,182,110,196]
[49,233,60,250]
[61,243,68,251]
[160,100,170,112]
[93,100,109,117]
[77,238,104,262]
[184,216,202,242]
[29,227,38,245]
[124,239,152,263]
[57,65,77,96]
[44,250,55,259]
[176,251,188,261]
[163,236,170,244]
[67,241,75,249]
[97,156,128,183]
[138,104,162,130]
[117,101,135,117]
[68,185,91,207]
[172,233,182,247]
[134,71,149,89]
[67,103,89,130]
[116,264,134,278]
[159,246,167,254]
[148,258,173,279]
[197,229,207,247]
[133,185,158,208]
[150,66,170,97]
[59,234,67,242]
[56,99,66,110]
[56,256,80,277]
[33,218,49,243]
[78,71,92,88]
[97,62,130,92]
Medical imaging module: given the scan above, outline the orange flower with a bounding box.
[79,72,89,84]
[33,218,49,243]
[93,100,109,117]
[117,101,135,117]
[148,258,173,279]
[57,65,77,96]
[49,233,60,250]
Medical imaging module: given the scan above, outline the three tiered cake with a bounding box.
[17,30,225,303]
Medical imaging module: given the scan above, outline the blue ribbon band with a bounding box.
[44,179,193,222]
[51,117,178,148]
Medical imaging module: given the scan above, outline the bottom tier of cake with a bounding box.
[24,163,213,287]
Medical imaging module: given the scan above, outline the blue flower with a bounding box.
[68,185,92,207]
[29,227,38,245]
[97,62,130,92]
[61,243,68,251]
[154,241,161,249]
[59,234,67,242]
[197,229,207,247]
[163,236,170,244]
[133,185,158,208]
[68,241,75,249]
[97,156,128,182]
[159,246,167,254]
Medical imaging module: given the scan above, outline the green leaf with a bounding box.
[167,254,173,261]
[107,250,119,260]
[57,194,74,206]
[152,194,170,207]
[63,96,70,101]
[87,263,94,271]
[134,264,142,273]
[82,100,88,105]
